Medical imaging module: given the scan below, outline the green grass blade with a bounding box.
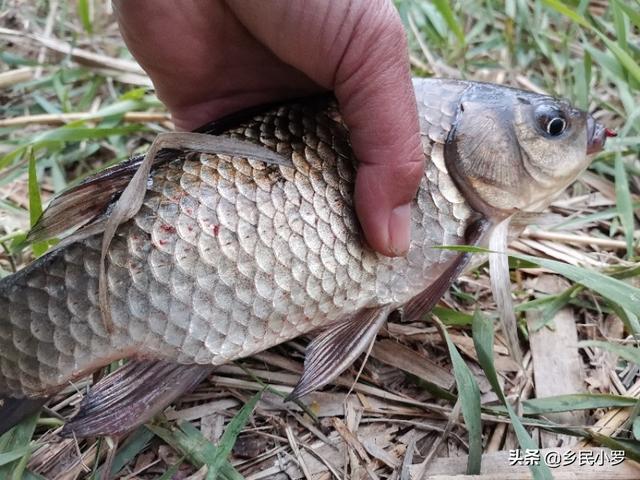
[438,246,640,319]
[51,72,70,112]
[583,44,627,84]
[588,433,640,463]
[521,394,640,415]
[91,99,152,118]
[32,94,61,115]
[509,253,640,318]
[595,31,640,85]
[542,0,590,28]
[523,285,578,331]
[433,245,491,254]
[472,311,552,480]
[145,423,243,480]
[608,303,640,336]
[120,87,149,101]
[0,125,144,169]
[157,458,184,480]
[614,155,635,257]
[98,427,155,479]
[30,125,144,143]
[0,447,33,467]
[574,49,591,110]
[543,0,640,83]
[207,389,263,480]
[611,0,628,51]
[22,471,46,480]
[432,0,465,45]
[432,306,474,326]
[437,319,482,474]
[26,149,47,257]
[178,422,243,480]
[26,149,42,227]
[76,0,93,34]
[0,413,39,479]
[612,0,640,29]
[552,202,640,230]
[579,340,640,365]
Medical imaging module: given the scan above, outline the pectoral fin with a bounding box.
[62,361,213,438]
[402,255,470,323]
[403,218,490,323]
[287,306,393,401]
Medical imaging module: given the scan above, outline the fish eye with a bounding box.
[547,117,566,136]
[535,105,568,137]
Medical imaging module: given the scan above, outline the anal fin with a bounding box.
[287,306,393,401]
[62,361,213,438]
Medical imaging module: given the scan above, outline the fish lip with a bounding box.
[586,115,608,155]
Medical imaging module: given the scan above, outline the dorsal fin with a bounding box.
[287,306,392,401]
[28,138,293,247]
[26,95,326,246]
[27,155,147,244]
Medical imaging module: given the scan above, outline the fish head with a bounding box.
[443,83,611,217]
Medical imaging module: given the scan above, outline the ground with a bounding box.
[0,1,639,479]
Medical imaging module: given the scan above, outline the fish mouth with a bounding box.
[587,115,616,155]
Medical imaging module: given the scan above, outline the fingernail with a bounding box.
[388,203,412,256]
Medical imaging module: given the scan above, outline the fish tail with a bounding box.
[0,396,49,436]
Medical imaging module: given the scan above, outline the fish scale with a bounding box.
[0,79,470,398]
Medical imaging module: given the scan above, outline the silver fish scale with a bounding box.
[0,79,471,397]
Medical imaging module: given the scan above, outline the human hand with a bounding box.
[114,0,423,256]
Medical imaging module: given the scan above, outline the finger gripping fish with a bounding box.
[0,79,608,437]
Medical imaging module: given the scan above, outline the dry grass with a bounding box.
[0,0,639,479]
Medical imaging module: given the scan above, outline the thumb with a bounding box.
[333,5,424,256]
[225,0,424,256]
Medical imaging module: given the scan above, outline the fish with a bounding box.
[0,78,611,438]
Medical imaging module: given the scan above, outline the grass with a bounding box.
[0,0,639,478]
